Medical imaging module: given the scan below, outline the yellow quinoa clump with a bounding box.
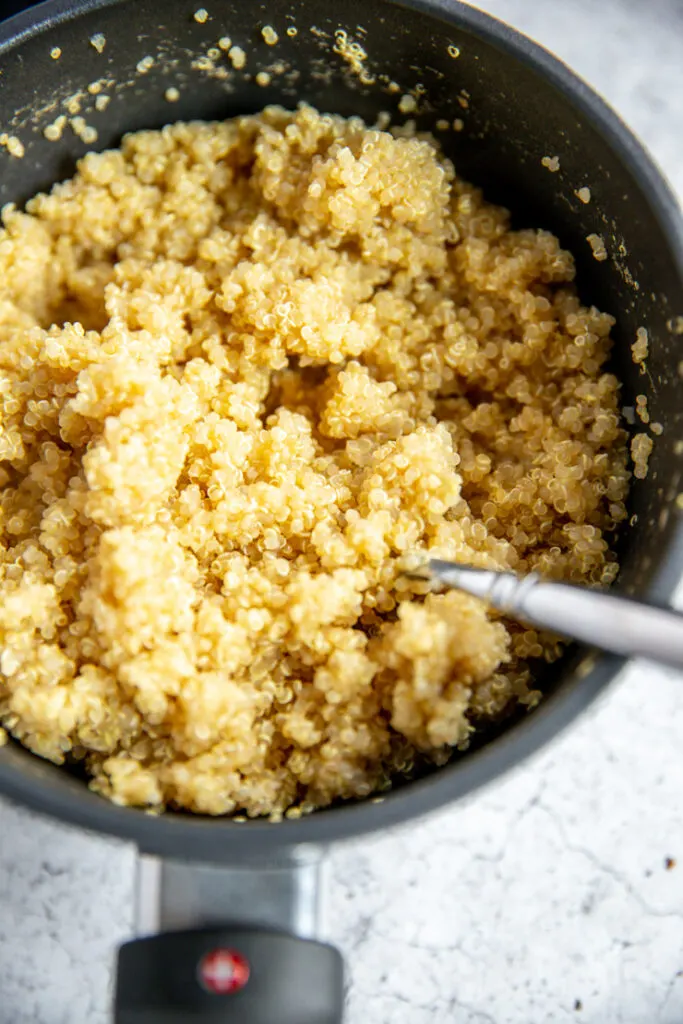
[261,24,279,45]
[43,115,67,142]
[631,433,653,479]
[5,137,25,159]
[136,56,155,75]
[398,94,417,115]
[635,393,649,425]
[631,326,648,369]
[587,232,608,261]
[228,45,246,69]
[0,105,629,818]
[333,30,374,86]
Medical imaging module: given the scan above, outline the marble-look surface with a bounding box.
[2,1,683,1022]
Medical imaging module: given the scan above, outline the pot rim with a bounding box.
[0,0,682,862]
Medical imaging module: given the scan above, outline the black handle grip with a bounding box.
[115,927,344,1023]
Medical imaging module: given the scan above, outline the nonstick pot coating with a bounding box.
[0,0,682,862]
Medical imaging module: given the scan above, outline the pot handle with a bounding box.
[115,926,344,1023]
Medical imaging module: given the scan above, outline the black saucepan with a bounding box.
[0,1,682,1021]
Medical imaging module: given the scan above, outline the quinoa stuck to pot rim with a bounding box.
[0,105,630,819]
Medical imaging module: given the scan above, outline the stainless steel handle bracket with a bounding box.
[135,846,327,940]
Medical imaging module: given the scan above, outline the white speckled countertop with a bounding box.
[2,2,683,1022]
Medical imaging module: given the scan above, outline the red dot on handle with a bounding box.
[198,948,251,995]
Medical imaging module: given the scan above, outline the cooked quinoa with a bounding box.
[632,326,649,369]
[631,433,653,480]
[0,105,630,817]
